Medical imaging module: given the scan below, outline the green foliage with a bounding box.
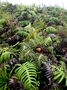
[19,20,30,27]
[19,41,47,69]
[48,46,54,54]
[51,61,67,86]
[45,26,56,33]
[14,27,23,32]
[44,36,52,46]
[0,10,12,23]
[8,47,20,57]
[0,51,11,62]
[0,19,6,25]
[34,33,52,46]
[15,62,39,90]
[24,23,34,33]
[46,17,61,25]
[33,19,45,29]
[0,2,67,90]
[17,30,28,37]
[16,4,25,11]
[0,63,9,90]
[34,33,44,45]
[0,25,3,31]
[29,10,37,17]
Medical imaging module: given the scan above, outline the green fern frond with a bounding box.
[0,63,9,90]
[0,51,11,62]
[44,36,52,46]
[22,28,42,42]
[34,33,44,45]
[45,26,56,33]
[15,62,39,90]
[17,30,28,37]
[51,61,67,85]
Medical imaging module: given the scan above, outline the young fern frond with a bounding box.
[15,62,39,90]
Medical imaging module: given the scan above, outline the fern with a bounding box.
[19,42,34,62]
[51,61,67,86]
[0,63,9,90]
[45,26,56,33]
[0,51,11,62]
[0,51,17,62]
[34,33,52,46]
[24,23,34,33]
[17,30,28,37]
[34,33,44,45]
[44,36,52,46]
[15,62,39,90]
[22,28,42,42]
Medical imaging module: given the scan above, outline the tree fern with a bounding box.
[15,62,39,90]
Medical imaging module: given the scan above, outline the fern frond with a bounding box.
[15,62,39,90]
[22,28,42,42]
[51,61,67,85]
[0,63,9,90]
[44,36,52,46]
[0,51,11,62]
[34,33,44,45]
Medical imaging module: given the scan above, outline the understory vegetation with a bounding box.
[0,2,67,90]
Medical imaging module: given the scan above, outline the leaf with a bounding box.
[58,74,65,83]
[53,72,63,81]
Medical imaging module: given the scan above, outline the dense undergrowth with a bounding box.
[0,2,67,90]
